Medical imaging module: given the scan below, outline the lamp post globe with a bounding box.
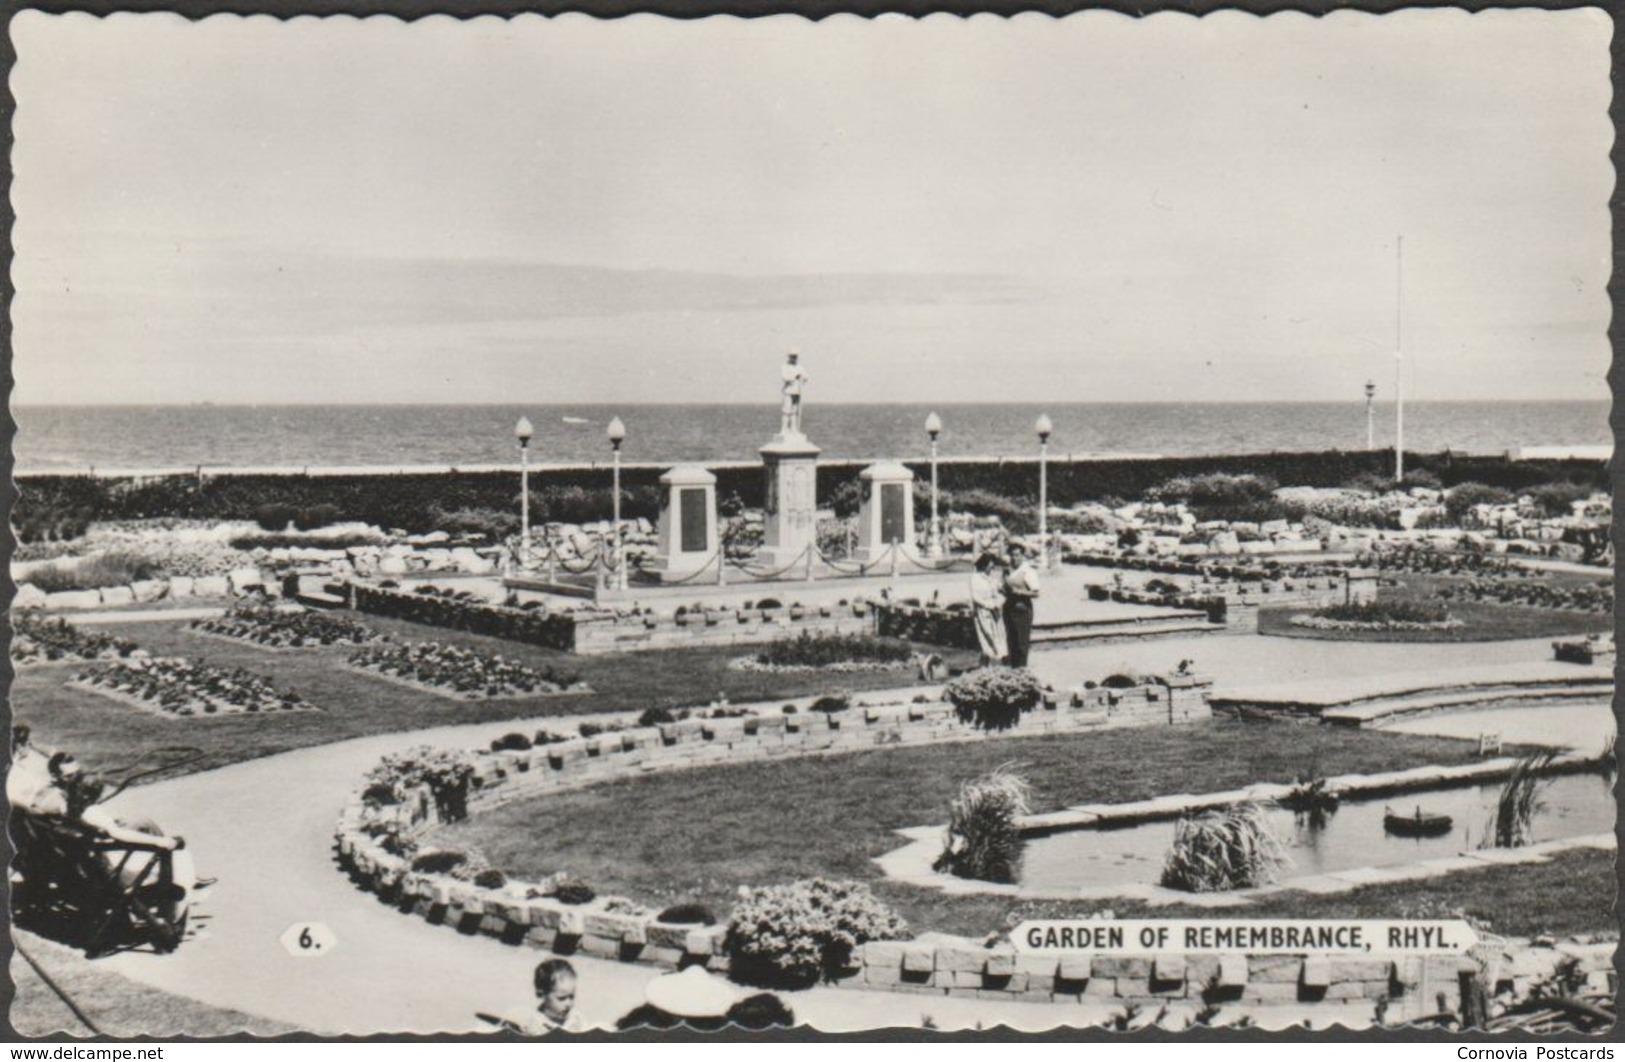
[925,412,943,557]
[1363,381,1376,451]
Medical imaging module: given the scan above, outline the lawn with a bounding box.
[1259,573,1612,643]
[8,612,950,785]
[423,719,1533,934]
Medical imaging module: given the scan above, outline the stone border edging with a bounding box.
[330,682,1613,1017]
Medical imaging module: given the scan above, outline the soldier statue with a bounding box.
[780,349,808,436]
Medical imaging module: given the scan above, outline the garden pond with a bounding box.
[1019,771,1614,892]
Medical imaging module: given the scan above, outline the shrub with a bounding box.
[1311,600,1449,625]
[1444,482,1515,523]
[933,765,1032,884]
[1400,469,1443,490]
[752,632,914,670]
[579,722,604,738]
[361,782,401,806]
[254,502,296,531]
[27,550,167,593]
[411,850,469,875]
[726,878,910,989]
[809,695,850,714]
[1147,473,1283,522]
[1159,803,1287,892]
[552,881,596,905]
[657,902,718,926]
[637,706,676,727]
[294,503,344,531]
[427,506,521,541]
[533,729,569,746]
[472,868,508,890]
[490,732,532,752]
[1524,481,1595,518]
[943,667,1045,731]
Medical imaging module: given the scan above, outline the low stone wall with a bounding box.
[15,569,264,610]
[333,693,1613,1019]
[572,602,875,655]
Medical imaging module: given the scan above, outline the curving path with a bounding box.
[38,633,1604,1035]
[78,713,1121,1034]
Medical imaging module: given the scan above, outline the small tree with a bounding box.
[1445,482,1515,524]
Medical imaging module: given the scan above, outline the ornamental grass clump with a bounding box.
[943,667,1045,732]
[1487,750,1558,849]
[1159,802,1288,893]
[933,764,1033,884]
[727,878,910,989]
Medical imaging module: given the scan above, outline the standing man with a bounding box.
[780,349,809,435]
[1002,542,1041,668]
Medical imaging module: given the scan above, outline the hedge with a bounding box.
[13,451,1605,541]
[351,584,578,651]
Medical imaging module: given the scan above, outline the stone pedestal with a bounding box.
[652,465,718,579]
[757,432,821,569]
[854,462,917,566]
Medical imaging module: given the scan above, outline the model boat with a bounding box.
[1384,805,1453,837]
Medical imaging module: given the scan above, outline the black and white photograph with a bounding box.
[4,7,1617,1041]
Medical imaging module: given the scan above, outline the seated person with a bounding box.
[486,959,586,1034]
[31,753,207,893]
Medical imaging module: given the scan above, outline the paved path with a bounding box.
[36,629,1613,1035]
[85,714,1106,1035]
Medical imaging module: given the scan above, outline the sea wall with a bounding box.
[15,451,1608,540]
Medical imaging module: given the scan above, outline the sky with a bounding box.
[9,9,1615,405]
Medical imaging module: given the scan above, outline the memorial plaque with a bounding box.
[881,482,906,544]
[679,487,708,553]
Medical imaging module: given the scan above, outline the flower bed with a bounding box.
[347,640,586,700]
[1290,600,1462,632]
[1356,547,1514,577]
[1065,550,1340,582]
[1434,577,1612,615]
[731,632,917,674]
[11,614,141,666]
[70,657,316,718]
[190,599,377,649]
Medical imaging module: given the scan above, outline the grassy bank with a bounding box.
[9,614,957,784]
[1259,572,1612,643]
[424,720,1526,933]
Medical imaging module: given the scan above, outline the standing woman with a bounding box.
[969,553,1008,667]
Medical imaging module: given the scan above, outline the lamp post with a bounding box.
[608,417,627,591]
[1394,235,1405,483]
[925,412,942,558]
[1364,380,1376,450]
[1035,414,1053,569]
[515,417,534,555]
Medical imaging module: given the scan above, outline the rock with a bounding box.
[228,568,265,594]
[45,589,102,610]
[13,584,47,609]
[1260,519,1289,535]
[168,576,195,598]
[636,518,653,536]
[99,586,136,607]
[451,547,493,574]
[130,579,169,603]
[193,575,231,598]
[378,555,409,576]
[1209,531,1240,554]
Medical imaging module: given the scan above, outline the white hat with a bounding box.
[643,966,740,1019]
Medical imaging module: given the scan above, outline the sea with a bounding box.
[10,401,1612,473]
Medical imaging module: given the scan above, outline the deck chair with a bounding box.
[10,810,187,957]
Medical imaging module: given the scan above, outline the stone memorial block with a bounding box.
[652,464,718,578]
[854,462,917,565]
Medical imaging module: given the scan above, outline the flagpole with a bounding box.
[1394,235,1405,483]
